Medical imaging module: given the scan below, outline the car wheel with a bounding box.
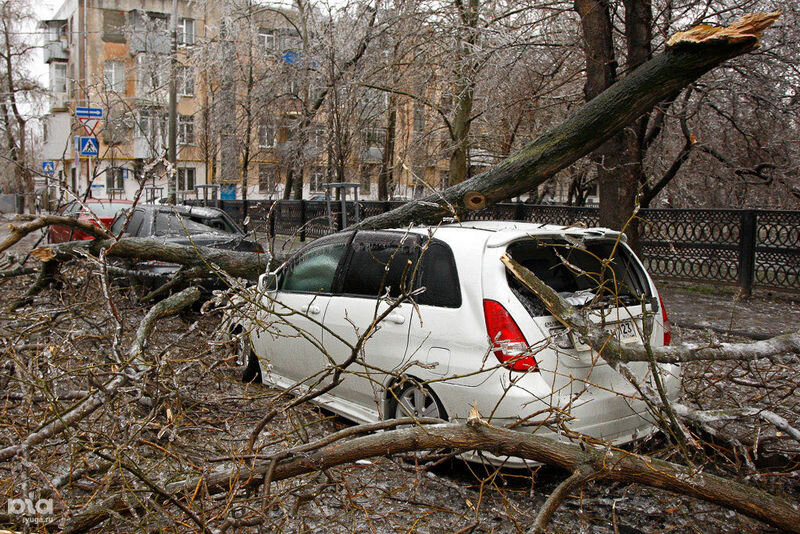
[393,382,446,421]
[390,381,450,467]
[235,334,261,384]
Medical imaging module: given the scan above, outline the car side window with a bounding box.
[125,210,145,236]
[281,238,347,293]
[415,241,461,308]
[341,233,420,299]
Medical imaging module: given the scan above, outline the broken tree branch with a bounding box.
[351,12,780,231]
[500,253,800,364]
[0,215,111,254]
[32,236,267,281]
[0,287,200,462]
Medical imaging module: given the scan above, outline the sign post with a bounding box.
[75,107,102,198]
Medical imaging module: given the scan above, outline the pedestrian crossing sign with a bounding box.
[79,136,99,157]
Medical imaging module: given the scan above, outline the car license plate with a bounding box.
[616,319,638,343]
[571,319,639,351]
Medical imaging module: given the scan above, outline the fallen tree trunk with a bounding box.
[0,215,110,254]
[351,12,780,231]
[31,236,268,281]
[64,419,800,533]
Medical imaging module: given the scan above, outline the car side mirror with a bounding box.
[258,272,278,291]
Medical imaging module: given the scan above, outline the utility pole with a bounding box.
[168,0,178,201]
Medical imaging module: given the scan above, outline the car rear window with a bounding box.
[506,239,651,317]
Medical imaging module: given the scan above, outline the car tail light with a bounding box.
[483,299,537,371]
[659,295,672,346]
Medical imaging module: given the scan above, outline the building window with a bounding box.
[177,167,195,191]
[103,61,126,94]
[258,165,276,193]
[106,167,125,190]
[287,79,298,97]
[178,114,195,145]
[310,125,326,151]
[439,169,449,190]
[258,123,275,148]
[309,166,326,192]
[177,66,194,96]
[178,18,194,45]
[413,104,425,133]
[137,108,167,139]
[51,63,67,93]
[259,30,275,50]
[361,125,385,148]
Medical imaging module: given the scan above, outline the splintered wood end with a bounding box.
[667,11,780,48]
[31,247,55,262]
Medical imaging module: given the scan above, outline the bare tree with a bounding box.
[0,0,41,211]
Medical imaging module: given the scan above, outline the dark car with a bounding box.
[109,204,263,289]
[49,199,133,243]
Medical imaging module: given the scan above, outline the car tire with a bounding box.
[389,381,451,467]
[392,382,447,421]
[239,337,262,384]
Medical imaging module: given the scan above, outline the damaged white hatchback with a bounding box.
[229,221,680,467]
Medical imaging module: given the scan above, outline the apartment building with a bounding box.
[37,1,562,204]
[40,0,219,202]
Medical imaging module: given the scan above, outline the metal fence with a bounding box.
[190,199,799,294]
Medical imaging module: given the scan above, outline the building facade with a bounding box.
[40,0,218,202]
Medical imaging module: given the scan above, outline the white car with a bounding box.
[231,221,679,466]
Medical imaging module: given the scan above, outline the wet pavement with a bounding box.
[658,279,800,341]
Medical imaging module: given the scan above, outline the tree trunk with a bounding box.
[378,93,396,200]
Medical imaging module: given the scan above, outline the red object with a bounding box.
[483,299,537,371]
[659,295,672,346]
[49,199,133,243]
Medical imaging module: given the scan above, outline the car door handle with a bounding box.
[302,305,321,315]
[386,313,405,325]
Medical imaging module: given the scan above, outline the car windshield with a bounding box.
[84,202,131,218]
[506,238,650,316]
[153,212,226,236]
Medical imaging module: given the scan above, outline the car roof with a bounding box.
[134,204,227,217]
[399,220,625,248]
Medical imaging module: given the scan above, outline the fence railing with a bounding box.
[189,199,799,294]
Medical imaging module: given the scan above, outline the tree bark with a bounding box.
[350,13,779,232]
[32,236,268,281]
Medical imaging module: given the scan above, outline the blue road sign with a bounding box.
[79,136,99,157]
[75,107,103,119]
[220,185,236,200]
[42,161,55,175]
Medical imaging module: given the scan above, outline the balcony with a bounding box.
[43,41,69,63]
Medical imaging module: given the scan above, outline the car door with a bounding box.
[320,231,419,413]
[252,233,350,389]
